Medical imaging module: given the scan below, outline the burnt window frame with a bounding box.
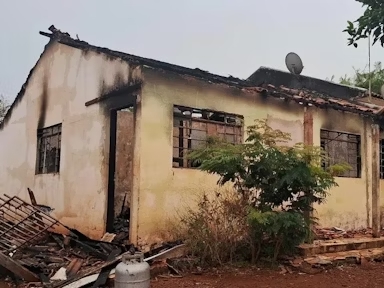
[320,129,361,178]
[36,123,62,175]
[172,105,244,168]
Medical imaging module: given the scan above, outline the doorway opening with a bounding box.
[106,105,135,243]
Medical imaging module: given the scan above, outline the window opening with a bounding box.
[173,105,243,168]
[320,129,361,178]
[36,124,62,174]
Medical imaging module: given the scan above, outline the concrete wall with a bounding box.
[0,41,141,239]
[313,110,372,230]
[136,68,374,245]
[137,68,303,246]
[0,39,376,245]
[379,129,384,229]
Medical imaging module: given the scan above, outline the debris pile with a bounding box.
[0,192,185,287]
[314,227,348,240]
[0,194,134,287]
[108,192,130,245]
[314,227,383,240]
[111,207,130,244]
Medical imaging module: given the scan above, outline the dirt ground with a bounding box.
[151,262,384,288]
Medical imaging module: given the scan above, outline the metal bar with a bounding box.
[0,204,45,232]
[0,240,16,251]
[0,218,31,241]
[173,105,244,119]
[2,202,52,238]
[173,118,243,127]
[2,195,58,225]
[0,210,40,239]
[0,194,73,266]
[0,216,52,250]
[0,197,16,210]
[5,220,59,253]
[173,133,241,142]
[5,196,56,223]
[0,205,49,233]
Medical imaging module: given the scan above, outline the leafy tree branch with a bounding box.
[0,95,9,124]
[344,0,384,47]
[329,61,384,94]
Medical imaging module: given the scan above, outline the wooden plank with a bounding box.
[0,251,39,281]
[27,188,37,206]
[100,233,116,243]
[84,83,141,107]
[66,258,84,278]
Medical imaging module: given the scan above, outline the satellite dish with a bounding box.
[285,52,304,75]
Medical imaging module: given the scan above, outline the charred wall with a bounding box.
[135,67,306,246]
[0,40,143,241]
[132,67,375,246]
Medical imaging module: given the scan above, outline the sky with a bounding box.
[0,0,382,102]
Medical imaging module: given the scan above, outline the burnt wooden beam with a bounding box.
[71,239,109,260]
[262,89,383,120]
[39,31,53,38]
[0,251,39,282]
[85,82,141,107]
[91,248,122,288]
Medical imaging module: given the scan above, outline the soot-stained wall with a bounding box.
[0,40,142,239]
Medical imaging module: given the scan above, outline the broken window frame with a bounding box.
[172,105,244,168]
[36,123,62,175]
[320,129,361,178]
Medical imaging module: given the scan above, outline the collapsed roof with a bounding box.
[2,25,384,130]
[247,66,382,101]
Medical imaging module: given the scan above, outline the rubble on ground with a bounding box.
[111,207,130,245]
[0,192,184,288]
[314,227,384,240]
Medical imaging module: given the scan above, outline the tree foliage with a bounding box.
[344,0,384,47]
[189,119,346,215]
[0,95,9,124]
[337,61,384,94]
[248,209,308,262]
[179,120,347,265]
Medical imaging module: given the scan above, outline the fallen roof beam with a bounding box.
[85,83,141,107]
[0,251,39,282]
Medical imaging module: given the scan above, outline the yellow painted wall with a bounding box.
[313,110,371,230]
[380,180,384,226]
[379,128,384,227]
[136,68,372,245]
[0,39,375,245]
[0,41,141,239]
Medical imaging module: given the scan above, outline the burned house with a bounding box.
[1,26,384,248]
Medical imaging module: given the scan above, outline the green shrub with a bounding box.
[248,209,308,262]
[179,191,250,266]
[188,119,347,230]
[180,192,309,266]
[179,119,347,266]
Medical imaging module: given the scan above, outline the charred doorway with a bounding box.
[106,105,135,243]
